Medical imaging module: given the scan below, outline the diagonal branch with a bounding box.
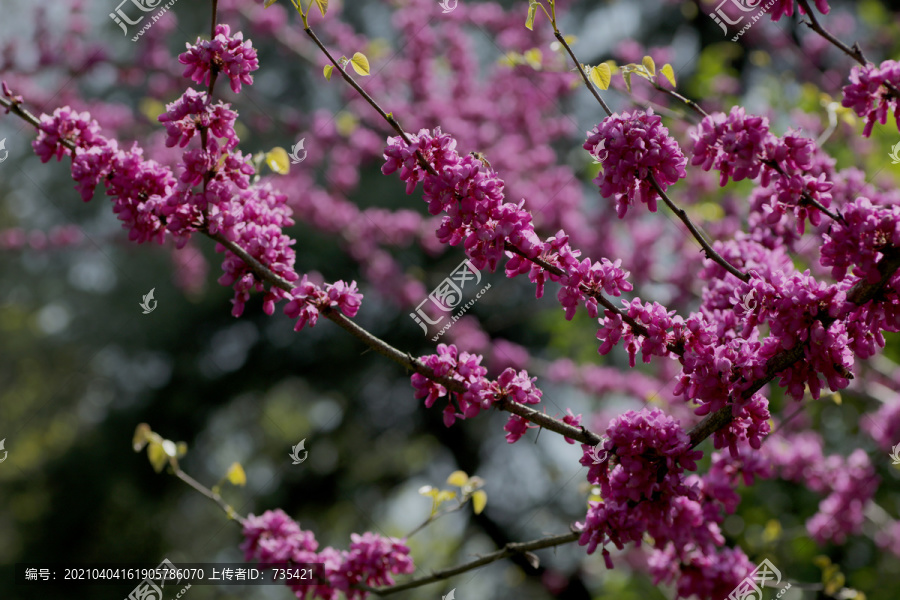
[359,530,581,595]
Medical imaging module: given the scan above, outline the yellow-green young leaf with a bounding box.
[435,490,457,504]
[471,490,487,515]
[175,442,188,458]
[226,462,247,487]
[350,52,370,76]
[266,147,291,175]
[762,519,782,543]
[447,470,469,487]
[589,64,611,90]
[623,70,633,94]
[133,423,151,452]
[138,98,165,122]
[264,0,279,6]
[525,3,537,31]
[523,48,542,69]
[642,55,656,76]
[147,441,168,473]
[831,392,842,405]
[314,0,328,16]
[323,65,334,80]
[660,63,676,87]
[336,112,359,137]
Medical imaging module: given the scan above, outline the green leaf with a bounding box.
[132,423,151,452]
[623,70,633,94]
[447,470,469,487]
[472,490,487,515]
[314,0,328,16]
[642,55,656,76]
[265,147,291,175]
[660,63,676,87]
[350,52,370,76]
[146,441,168,473]
[226,462,247,487]
[525,2,537,31]
[323,64,334,80]
[589,64,611,90]
[264,0,280,6]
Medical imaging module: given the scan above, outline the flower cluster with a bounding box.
[158,88,239,150]
[179,23,260,94]
[690,107,832,234]
[842,60,900,136]
[383,133,633,323]
[26,24,362,328]
[32,105,104,163]
[821,196,900,284]
[690,107,769,185]
[764,435,879,544]
[283,276,363,330]
[382,127,542,271]
[583,109,687,218]
[408,343,547,441]
[242,509,415,600]
[575,409,707,567]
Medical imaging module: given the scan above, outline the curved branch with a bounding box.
[360,530,581,596]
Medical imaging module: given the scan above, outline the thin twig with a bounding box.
[360,530,581,595]
[649,174,750,282]
[796,0,867,65]
[650,80,709,119]
[553,32,613,117]
[172,465,247,526]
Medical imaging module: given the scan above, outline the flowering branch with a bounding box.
[360,530,580,595]
[688,247,900,448]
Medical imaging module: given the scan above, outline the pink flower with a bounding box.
[179,24,259,94]
[32,106,104,163]
[842,60,900,136]
[690,107,770,185]
[584,109,687,218]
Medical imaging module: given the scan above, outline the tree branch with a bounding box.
[360,530,581,595]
